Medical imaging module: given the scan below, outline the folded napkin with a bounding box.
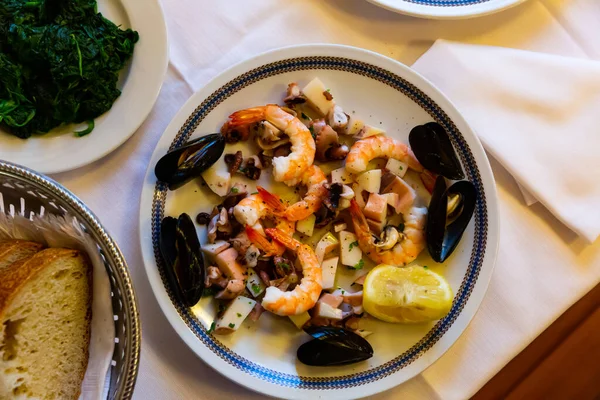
[412,40,600,243]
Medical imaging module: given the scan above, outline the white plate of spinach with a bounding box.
[0,0,168,174]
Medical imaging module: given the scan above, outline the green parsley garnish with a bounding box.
[251,191,258,195]
[277,261,290,271]
[349,240,359,251]
[423,265,429,270]
[351,259,364,270]
[301,112,311,120]
[237,313,242,318]
[251,283,261,294]
[308,126,316,139]
[207,321,216,334]
[228,323,235,329]
[230,187,239,193]
[398,223,405,232]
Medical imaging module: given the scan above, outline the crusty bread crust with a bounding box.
[0,248,92,400]
[0,240,44,271]
[0,249,76,315]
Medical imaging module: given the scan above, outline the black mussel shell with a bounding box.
[159,213,205,306]
[426,176,476,263]
[155,133,225,190]
[409,122,465,180]
[297,326,373,366]
[160,216,185,303]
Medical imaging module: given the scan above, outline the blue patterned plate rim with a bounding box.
[365,0,527,19]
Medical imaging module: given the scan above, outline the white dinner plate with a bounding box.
[366,0,527,19]
[0,0,168,174]
[139,44,499,399]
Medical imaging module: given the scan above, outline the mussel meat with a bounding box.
[159,213,205,306]
[297,326,373,366]
[426,176,476,263]
[409,122,465,180]
[155,133,225,190]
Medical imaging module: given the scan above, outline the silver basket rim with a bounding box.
[0,159,141,399]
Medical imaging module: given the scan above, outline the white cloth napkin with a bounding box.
[412,40,600,243]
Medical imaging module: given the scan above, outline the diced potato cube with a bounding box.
[355,169,382,194]
[381,176,417,215]
[352,184,367,209]
[381,193,400,214]
[202,240,230,258]
[339,231,362,267]
[333,222,347,232]
[314,301,343,320]
[330,167,355,185]
[246,268,266,297]
[346,118,365,136]
[201,163,231,197]
[320,292,344,308]
[343,290,363,306]
[214,296,256,334]
[367,218,386,235]
[363,193,388,222]
[385,158,408,178]
[296,214,316,237]
[302,78,334,116]
[289,312,311,329]
[315,232,339,264]
[321,257,339,290]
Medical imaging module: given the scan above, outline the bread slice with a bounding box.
[0,248,92,400]
[0,241,44,271]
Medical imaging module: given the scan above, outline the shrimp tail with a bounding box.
[349,199,370,234]
[228,107,266,126]
[265,228,301,251]
[246,225,281,256]
[257,186,286,213]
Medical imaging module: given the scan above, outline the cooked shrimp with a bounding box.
[345,135,423,174]
[246,225,284,257]
[227,105,315,182]
[233,192,272,227]
[273,165,328,221]
[261,228,323,316]
[349,200,427,266]
[233,189,294,256]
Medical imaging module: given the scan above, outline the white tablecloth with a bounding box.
[53,1,600,399]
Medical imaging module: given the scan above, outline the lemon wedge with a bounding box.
[363,264,453,323]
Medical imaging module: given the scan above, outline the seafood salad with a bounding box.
[155,78,476,366]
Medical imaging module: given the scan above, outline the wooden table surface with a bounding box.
[473,284,600,400]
